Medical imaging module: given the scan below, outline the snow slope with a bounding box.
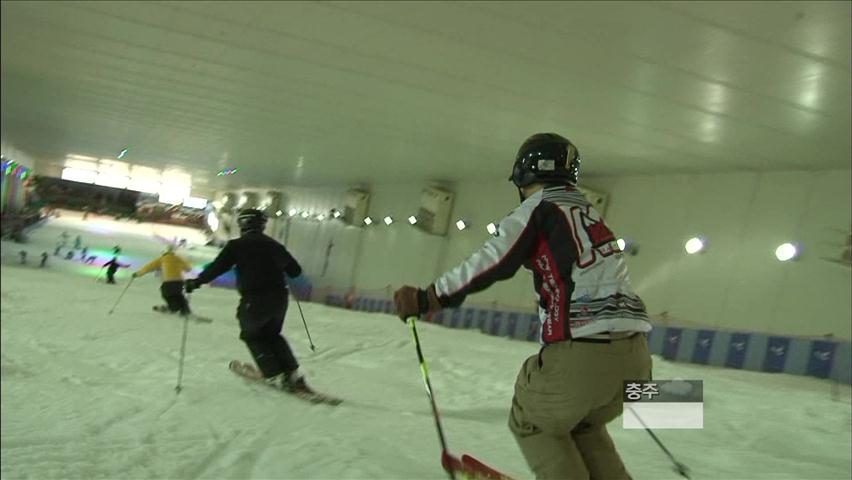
[1,213,850,479]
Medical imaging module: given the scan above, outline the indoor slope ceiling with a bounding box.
[1,1,850,189]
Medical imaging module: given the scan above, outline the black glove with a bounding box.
[184,278,201,293]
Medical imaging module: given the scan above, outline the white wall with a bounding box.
[582,169,852,340]
[222,168,851,339]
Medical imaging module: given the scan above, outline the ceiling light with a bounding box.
[775,243,800,262]
[332,209,342,218]
[408,215,417,225]
[364,217,373,225]
[384,216,393,226]
[275,210,283,217]
[317,214,326,221]
[685,237,706,255]
[301,211,310,218]
[456,220,467,231]
[486,223,498,236]
[288,208,297,217]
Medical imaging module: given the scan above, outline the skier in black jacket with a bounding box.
[103,257,129,284]
[185,209,313,393]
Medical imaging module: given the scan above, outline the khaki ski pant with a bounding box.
[509,334,652,480]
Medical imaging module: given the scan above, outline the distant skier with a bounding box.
[59,231,69,248]
[65,250,74,260]
[18,251,27,265]
[103,257,129,284]
[74,235,82,249]
[53,245,62,256]
[132,245,193,316]
[40,252,48,268]
[80,246,88,261]
[113,245,122,255]
[185,209,313,394]
[85,255,97,264]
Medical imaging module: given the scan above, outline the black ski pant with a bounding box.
[237,290,298,378]
[106,271,117,284]
[161,281,191,315]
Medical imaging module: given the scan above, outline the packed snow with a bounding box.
[2,213,850,479]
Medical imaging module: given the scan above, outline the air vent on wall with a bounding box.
[416,186,454,236]
[342,189,370,226]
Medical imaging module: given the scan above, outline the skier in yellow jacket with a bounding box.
[133,245,194,316]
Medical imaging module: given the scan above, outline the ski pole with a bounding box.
[95,265,106,283]
[175,310,190,394]
[293,295,316,351]
[107,276,134,314]
[625,405,691,479]
[407,316,456,480]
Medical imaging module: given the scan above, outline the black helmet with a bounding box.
[237,208,267,233]
[509,133,580,188]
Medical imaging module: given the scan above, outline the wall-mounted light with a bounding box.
[775,242,800,262]
[384,216,394,226]
[685,236,706,255]
[364,217,373,226]
[616,238,639,256]
[408,215,418,225]
[301,211,310,219]
[486,223,498,236]
[456,220,467,231]
[288,208,297,217]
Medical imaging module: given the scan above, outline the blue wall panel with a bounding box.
[763,337,791,373]
[692,330,716,365]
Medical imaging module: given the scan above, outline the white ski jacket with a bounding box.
[433,185,651,344]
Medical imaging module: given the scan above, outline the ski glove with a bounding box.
[393,284,441,322]
[286,273,312,301]
[184,278,201,293]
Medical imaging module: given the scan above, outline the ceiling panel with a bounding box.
[1,0,849,189]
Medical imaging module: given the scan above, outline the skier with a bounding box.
[40,252,48,268]
[113,245,122,255]
[132,245,193,316]
[393,133,653,480]
[80,246,88,261]
[64,250,74,260]
[18,250,27,265]
[59,231,69,248]
[184,209,313,394]
[53,244,61,256]
[103,257,129,284]
[74,235,82,249]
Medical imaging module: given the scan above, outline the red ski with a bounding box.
[442,451,514,480]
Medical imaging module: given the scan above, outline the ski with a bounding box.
[152,305,212,323]
[461,454,514,480]
[228,360,342,406]
[441,451,514,480]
